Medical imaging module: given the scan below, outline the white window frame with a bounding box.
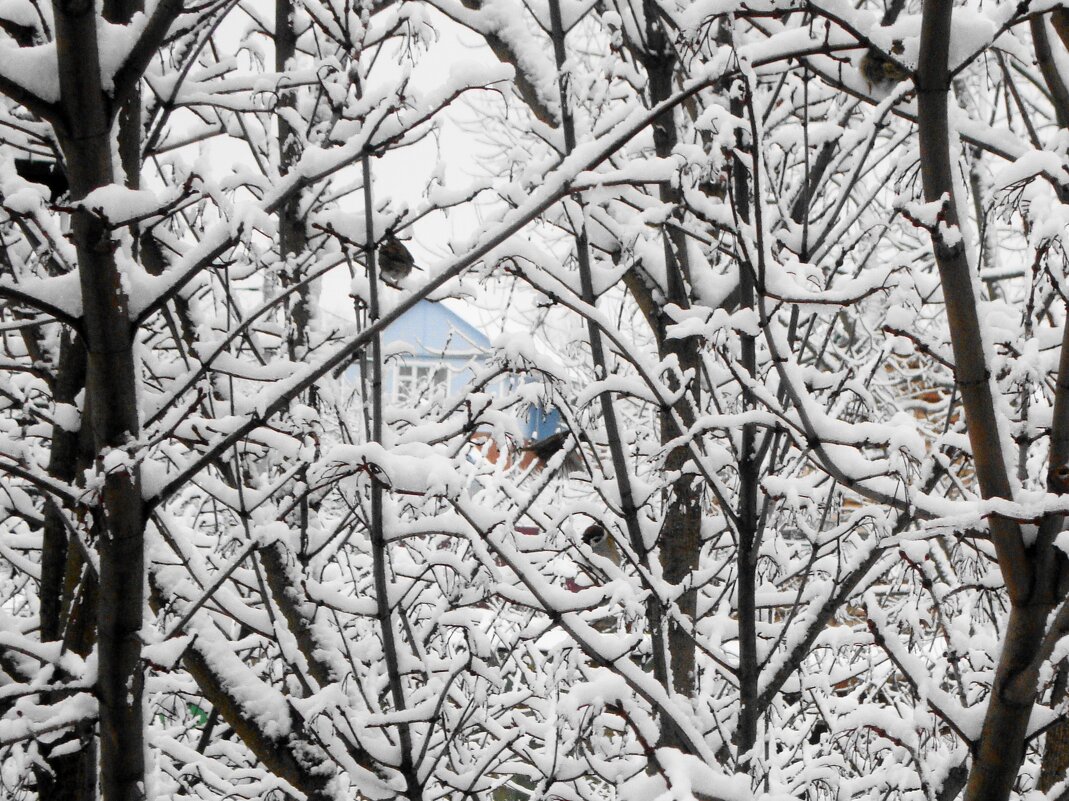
[395,363,448,403]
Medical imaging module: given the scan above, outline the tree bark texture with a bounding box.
[1041,664,1069,794]
[640,18,704,712]
[917,1,1066,799]
[53,0,146,797]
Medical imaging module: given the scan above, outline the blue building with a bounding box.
[348,300,559,443]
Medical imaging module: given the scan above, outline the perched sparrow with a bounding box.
[859,48,910,90]
[377,232,419,287]
[697,173,728,201]
[582,524,621,566]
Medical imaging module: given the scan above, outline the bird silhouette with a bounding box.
[521,431,568,462]
[377,232,419,287]
[14,159,68,201]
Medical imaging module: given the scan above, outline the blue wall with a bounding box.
[343,300,560,442]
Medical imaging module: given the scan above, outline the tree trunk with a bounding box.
[53,0,146,797]
[916,1,1059,798]
[1040,664,1069,794]
[363,151,423,801]
[277,0,312,363]
[36,332,99,801]
[728,74,762,768]
[641,33,703,713]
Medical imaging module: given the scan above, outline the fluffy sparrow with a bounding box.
[582,524,621,566]
[378,232,419,287]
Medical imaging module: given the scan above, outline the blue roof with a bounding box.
[384,299,491,357]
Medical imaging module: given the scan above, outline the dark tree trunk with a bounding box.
[916,1,1067,799]
[276,0,311,363]
[720,48,761,765]
[641,34,703,713]
[52,0,146,796]
[1040,664,1069,794]
[39,333,85,644]
[36,331,99,801]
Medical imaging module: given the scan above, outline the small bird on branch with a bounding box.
[859,46,910,91]
[377,231,421,287]
[582,523,621,567]
[521,431,571,462]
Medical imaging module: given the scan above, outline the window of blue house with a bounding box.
[395,364,447,403]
